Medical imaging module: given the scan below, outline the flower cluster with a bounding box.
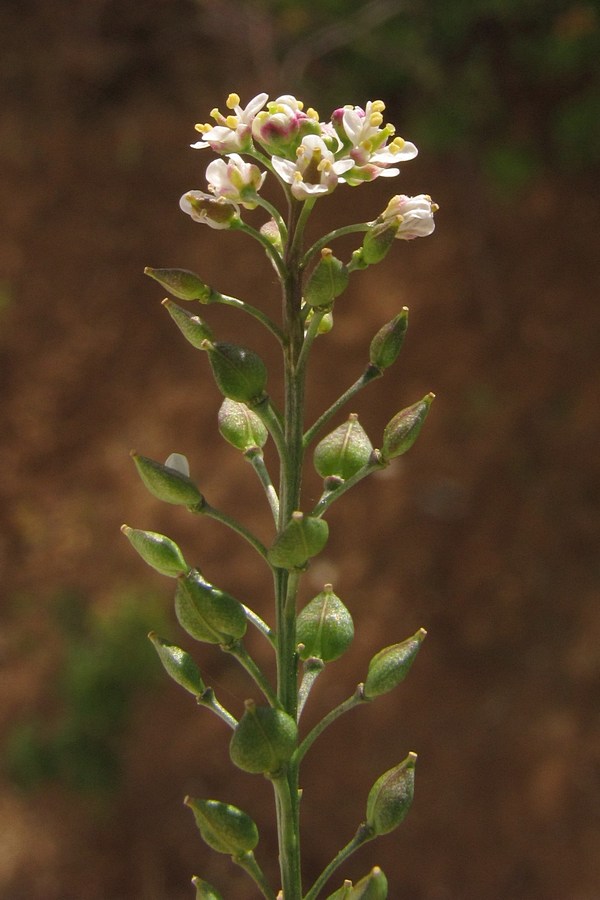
[180,92,437,232]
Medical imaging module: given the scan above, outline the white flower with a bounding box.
[252,95,321,157]
[272,135,354,200]
[179,190,240,229]
[206,154,266,208]
[192,92,268,154]
[332,100,418,184]
[379,194,438,240]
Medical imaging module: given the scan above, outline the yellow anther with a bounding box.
[317,159,331,172]
[371,100,386,113]
[297,101,304,110]
[307,107,319,121]
[225,115,239,128]
[195,122,210,133]
[390,137,406,154]
[210,107,220,121]
[369,112,384,128]
[226,93,241,109]
[293,171,303,183]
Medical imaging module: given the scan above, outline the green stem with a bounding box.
[242,604,276,648]
[252,396,288,468]
[253,194,289,244]
[234,851,277,900]
[311,454,387,518]
[196,687,237,730]
[303,823,375,900]
[245,447,280,522]
[297,658,325,719]
[271,772,302,899]
[200,502,268,560]
[295,306,328,375]
[295,684,367,765]
[301,222,369,270]
[224,641,279,707]
[303,364,382,448]
[212,289,284,343]
[237,222,287,281]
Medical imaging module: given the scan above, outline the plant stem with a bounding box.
[297,658,325,719]
[245,447,280,522]
[311,454,387,518]
[234,851,277,900]
[242,604,276,648]
[301,222,369,270]
[212,289,284,343]
[196,687,238,730]
[303,823,375,900]
[224,641,279,707]
[294,684,367,765]
[200,502,268,560]
[303,364,382,447]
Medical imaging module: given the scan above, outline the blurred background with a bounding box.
[1,1,599,897]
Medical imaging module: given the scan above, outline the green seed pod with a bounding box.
[148,632,206,696]
[327,868,388,899]
[364,629,427,700]
[369,308,409,371]
[204,341,268,405]
[267,512,329,569]
[296,585,354,662]
[317,310,334,334]
[175,569,247,645]
[121,525,188,577]
[162,299,214,348]
[218,398,268,451]
[366,752,417,836]
[313,414,373,481]
[304,249,349,307]
[131,451,204,508]
[185,796,259,856]
[191,877,224,900]
[381,393,435,461]
[144,266,214,302]
[360,219,400,265]
[229,699,298,775]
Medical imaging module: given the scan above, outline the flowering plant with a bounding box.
[123,92,437,899]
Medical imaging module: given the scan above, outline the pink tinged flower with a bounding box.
[380,194,439,240]
[252,95,321,159]
[191,92,268,154]
[332,99,418,184]
[206,154,266,209]
[272,135,354,200]
[179,190,240,230]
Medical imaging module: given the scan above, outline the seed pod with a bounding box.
[191,877,224,900]
[304,249,349,307]
[296,585,354,662]
[185,796,259,856]
[267,512,329,569]
[175,569,247,645]
[204,341,268,405]
[327,867,388,899]
[131,451,203,508]
[313,414,373,482]
[162,299,214,348]
[369,308,408,371]
[218,399,268,451]
[360,219,400,265]
[363,629,427,699]
[366,752,417,836]
[229,700,297,775]
[121,525,188,577]
[144,266,214,302]
[148,632,206,696]
[381,393,434,461]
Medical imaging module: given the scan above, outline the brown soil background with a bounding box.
[1,2,599,899]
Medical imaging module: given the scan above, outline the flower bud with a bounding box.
[363,629,426,699]
[144,266,213,302]
[267,512,329,569]
[148,632,206,696]
[121,525,188,577]
[204,341,268,405]
[304,249,349,307]
[328,867,388,899]
[359,219,400,265]
[131,451,204,508]
[369,308,408,371]
[296,585,354,662]
[313,414,373,482]
[180,191,240,230]
[218,398,268,451]
[175,569,247,645]
[381,393,434,461]
[161,299,214,348]
[191,877,223,900]
[185,796,259,856]
[366,752,417,836]
[229,699,298,775]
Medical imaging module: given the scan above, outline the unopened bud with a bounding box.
[185,796,259,857]
[313,414,373,482]
[191,877,223,900]
[148,632,206,696]
[369,308,408,371]
[304,249,349,307]
[162,299,214,348]
[204,341,268,405]
[131,451,203,508]
[175,569,247,645]
[366,752,417,836]
[360,219,400,265]
[267,511,329,569]
[296,585,354,662]
[381,393,434,461]
[121,525,188,577]
[218,398,268,451]
[364,629,426,699]
[229,700,297,775]
[144,266,213,302]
